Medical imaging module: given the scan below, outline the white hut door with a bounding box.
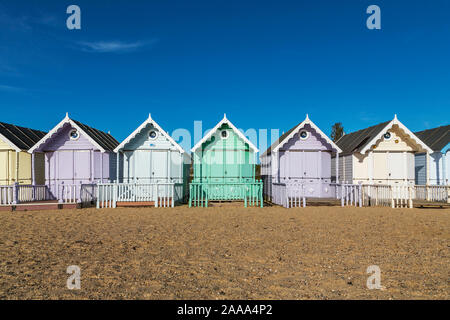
[152,151,167,182]
[388,152,404,183]
[134,151,151,183]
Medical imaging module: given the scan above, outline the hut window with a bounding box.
[299,130,309,140]
[221,130,229,139]
[149,130,158,140]
[383,132,392,140]
[69,129,80,140]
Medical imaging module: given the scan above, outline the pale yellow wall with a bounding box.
[0,137,38,185]
[351,126,419,186]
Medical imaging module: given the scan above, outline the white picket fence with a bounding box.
[414,185,449,203]
[96,182,186,208]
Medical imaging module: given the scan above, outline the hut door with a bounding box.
[210,150,224,183]
[303,152,319,180]
[373,152,388,183]
[0,151,8,184]
[73,151,91,184]
[225,150,239,182]
[388,152,404,183]
[134,151,151,183]
[152,151,167,182]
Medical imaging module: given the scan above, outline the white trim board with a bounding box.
[28,114,106,153]
[114,114,185,154]
[359,115,433,154]
[0,133,21,152]
[273,114,342,153]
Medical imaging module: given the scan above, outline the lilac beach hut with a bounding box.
[28,114,119,204]
[260,115,342,206]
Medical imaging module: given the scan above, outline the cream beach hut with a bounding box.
[334,115,432,186]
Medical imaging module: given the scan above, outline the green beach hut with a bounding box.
[189,115,263,207]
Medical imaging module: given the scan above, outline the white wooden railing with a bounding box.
[361,184,414,208]
[0,185,14,205]
[96,182,186,209]
[414,185,449,203]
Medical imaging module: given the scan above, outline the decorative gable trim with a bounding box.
[114,114,185,154]
[272,114,342,153]
[359,115,433,154]
[191,114,258,153]
[28,113,106,153]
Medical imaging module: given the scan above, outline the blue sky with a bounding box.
[0,0,449,150]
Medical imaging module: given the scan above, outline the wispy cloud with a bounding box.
[0,84,25,93]
[77,39,158,53]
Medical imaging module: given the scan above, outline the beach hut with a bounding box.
[0,122,46,186]
[189,114,262,207]
[106,114,190,207]
[260,115,342,204]
[28,114,119,204]
[334,115,432,186]
[414,125,449,185]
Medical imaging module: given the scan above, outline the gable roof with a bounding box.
[414,125,450,152]
[114,114,186,154]
[336,121,391,155]
[336,115,433,155]
[261,115,342,157]
[0,122,47,151]
[191,114,258,153]
[28,114,119,153]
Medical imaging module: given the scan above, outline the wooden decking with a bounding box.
[0,201,82,211]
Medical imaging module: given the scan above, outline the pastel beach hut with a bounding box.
[334,115,432,186]
[104,114,190,207]
[0,122,46,205]
[28,114,119,205]
[189,114,263,207]
[414,125,450,185]
[260,115,342,206]
[0,121,46,185]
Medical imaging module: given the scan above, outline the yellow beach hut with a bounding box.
[0,122,46,185]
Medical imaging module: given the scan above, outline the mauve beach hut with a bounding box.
[98,114,190,208]
[28,114,119,205]
[414,125,450,185]
[260,115,342,206]
[189,114,262,207]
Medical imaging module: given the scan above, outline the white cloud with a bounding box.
[77,39,158,53]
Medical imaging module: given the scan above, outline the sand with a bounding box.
[0,204,448,299]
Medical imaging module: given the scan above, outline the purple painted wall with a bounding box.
[267,124,336,198]
[34,123,115,200]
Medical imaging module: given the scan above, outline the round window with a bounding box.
[299,130,309,140]
[383,132,391,140]
[69,129,79,140]
[221,130,228,139]
[149,130,157,139]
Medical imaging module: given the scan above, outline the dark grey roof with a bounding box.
[414,125,450,152]
[335,120,391,155]
[261,121,302,157]
[0,121,47,151]
[72,120,119,152]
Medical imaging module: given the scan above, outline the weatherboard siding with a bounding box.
[193,124,255,183]
[119,121,187,185]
